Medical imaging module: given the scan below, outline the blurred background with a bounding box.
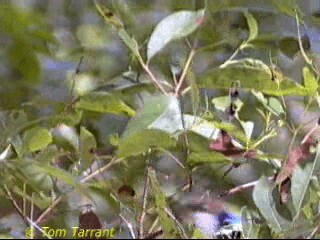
[1,0,320,238]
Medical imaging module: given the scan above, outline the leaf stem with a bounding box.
[175,49,196,96]
[140,60,169,95]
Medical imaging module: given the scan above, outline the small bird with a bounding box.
[171,193,242,239]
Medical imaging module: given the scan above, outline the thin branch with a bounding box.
[119,214,136,239]
[307,225,320,239]
[164,207,189,239]
[4,185,28,225]
[80,157,123,183]
[36,158,124,225]
[175,49,196,96]
[295,10,312,66]
[3,186,52,239]
[144,229,164,239]
[156,148,185,169]
[302,124,320,144]
[141,61,168,95]
[147,216,160,234]
[138,166,150,239]
[220,176,274,197]
[35,196,62,225]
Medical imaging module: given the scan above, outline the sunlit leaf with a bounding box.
[244,12,258,42]
[147,9,205,61]
[122,95,181,138]
[188,151,229,167]
[76,92,135,116]
[23,127,52,152]
[303,67,318,94]
[252,90,285,116]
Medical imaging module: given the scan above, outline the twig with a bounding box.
[156,148,185,169]
[175,49,196,96]
[307,225,320,239]
[295,10,312,66]
[119,214,136,239]
[35,196,62,225]
[4,185,29,226]
[220,176,274,197]
[141,61,168,95]
[301,124,320,144]
[80,157,123,183]
[138,166,150,239]
[3,186,52,239]
[164,207,189,239]
[147,216,160,234]
[35,157,123,225]
[144,229,164,239]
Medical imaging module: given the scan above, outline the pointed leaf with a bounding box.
[241,206,260,239]
[188,151,229,167]
[252,90,284,116]
[291,145,320,213]
[303,67,318,94]
[122,95,181,138]
[199,58,310,96]
[79,127,97,170]
[76,92,135,116]
[147,9,205,61]
[117,129,176,158]
[244,12,258,42]
[253,176,290,232]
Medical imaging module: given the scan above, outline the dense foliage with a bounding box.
[1,0,320,239]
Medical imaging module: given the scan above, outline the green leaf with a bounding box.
[272,0,299,17]
[241,206,260,239]
[291,146,320,214]
[79,127,97,170]
[303,67,318,94]
[183,115,220,139]
[149,169,182,238]
[76,92,135,116]
[8,41,40,83]
[34,163,89,198]
[188,151,229,167]
[186,69,200,116]
[117,129,176,158]
[212,95,243,112]
[239,120,254,140]
[192,228,207,239]
[23,127,52,152]
[21,162,54,193]
[12,185,51,209]
[122,95,181,138]
[94,2,140,57]
[244,12,258,42]
[199,58,309,96]
[253,176,290,232]
[118,29,140,57]
[147,9,205,61]
[252,90,285,116]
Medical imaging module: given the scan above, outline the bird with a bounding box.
[171,193,243,239]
